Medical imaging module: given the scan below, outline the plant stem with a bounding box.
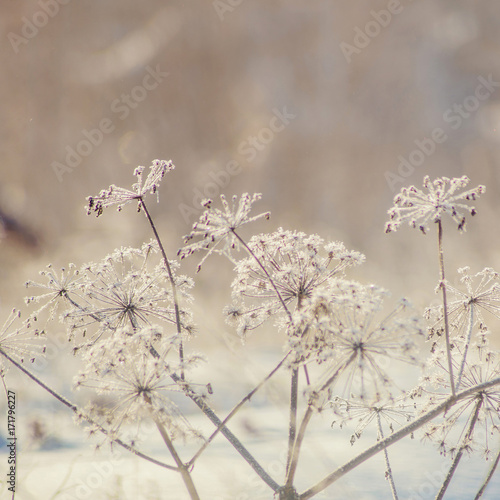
[377,413,399,500]
[169,371,281,492]
[455,306,474,392]
[475,448,500,499]
[0,348,178,471]
[435,396,483,500]
[188,350,292,467]
[231,228,301,482]
[299,377,500,499]
[285,405,314,489]
[154,416,200,500]
[285,353,357,490]
[230,229,293,323]
[286,367,299,474]
[140,198,185,379]
[437,220,455,397]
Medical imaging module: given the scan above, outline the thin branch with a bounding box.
[230,228,300,483]
[230,228,293,323]
[286,367,299,474]
[187,350,292,467]
[154,416,200,500]
[0,348,178,471]
[145,331,280,491]
[285,404,314,489]
[170,371,281,492]
[140,198,186,380]
[435,396,483,500]
[455,305,474,392]
[299,377,500,499]
[475,448,500,499]
[285,353,357,490]
[377,413,399,500]
[437,220,455,396]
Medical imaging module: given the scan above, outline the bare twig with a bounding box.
[188,350,292,467]
[435,396,483,500]
[140,198,186,379]
[0,348,178,472]
[475,448,500,499]
[299,377,500,499]
[437,220,455,396]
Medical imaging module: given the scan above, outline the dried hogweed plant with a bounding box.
[0,164,498,499]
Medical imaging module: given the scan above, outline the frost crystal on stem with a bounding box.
[86,159,174,216]
[385,175,485,234]
[178,193,270,271]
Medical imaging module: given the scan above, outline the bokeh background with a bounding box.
[1,0,500,304]
[1,1,500,498]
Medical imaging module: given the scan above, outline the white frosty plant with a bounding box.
[0,168,498,500]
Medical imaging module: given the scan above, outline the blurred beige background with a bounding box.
[1,0,500,311]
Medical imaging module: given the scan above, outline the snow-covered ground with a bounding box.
[1,346,498,500]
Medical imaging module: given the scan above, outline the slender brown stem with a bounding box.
[437,220,455,396]
[140,198,185,379]
[456,306,474,391]
[435,396,483,500]
[154,416,200,500]
[286,368,299,473]
[475,448,500,499]
[377,413,399,500]
[299,377,500,499]
[188,350,292,467]
[169,371,281,492]
[230,229,293,323]
[0,348,177,471]
[231,228,301,481]
[286,405,314,488]
[286,353,357,490]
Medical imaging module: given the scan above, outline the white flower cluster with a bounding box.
[86,159,174,216]
[386,175,485,234]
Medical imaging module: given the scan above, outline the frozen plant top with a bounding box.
[385,175,485,234]
[86,159,175,217]
[226,229,365,337]
[178,193,270,271]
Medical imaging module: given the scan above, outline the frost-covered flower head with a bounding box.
[296,281,423,401]
[419,345,499,459]
[178,193,270,271]
[0,309,45,370]
[63,242,194,350]
[330,395,414,445]
[25,263,85,324]
[75,333,202,443]
[385,176,485,234]
[426,267,500,345]
[86,159,174,217]
[226,229,365,337]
